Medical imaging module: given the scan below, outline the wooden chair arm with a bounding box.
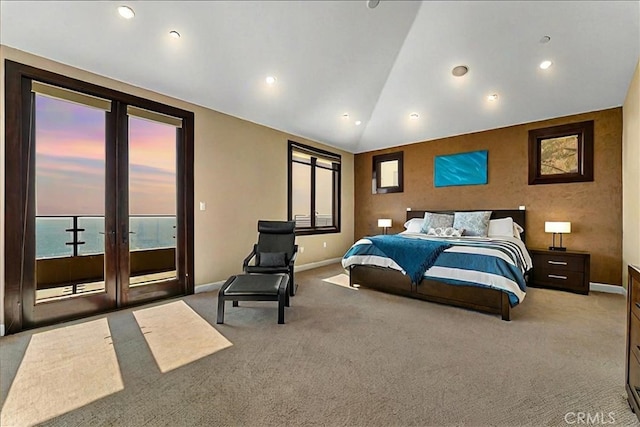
[243,244,258,269]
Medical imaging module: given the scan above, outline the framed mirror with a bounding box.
[372,151,403,194]
[528,120,594,185]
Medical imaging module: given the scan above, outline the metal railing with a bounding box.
[36,215,176,259]
[293,213,333,228]
[36,215,178,297]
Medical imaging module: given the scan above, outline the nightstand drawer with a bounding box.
[631,312,640,362]
[633,276,640,319]
[630,351,640,403]
[533,253,584,272]
[531,268,585,292]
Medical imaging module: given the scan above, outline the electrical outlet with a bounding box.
[518,205,526,210]
[323,242,327,248]
[300,246,305,253]
[199,202,206,211]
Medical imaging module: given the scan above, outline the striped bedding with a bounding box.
[341,232,533,306]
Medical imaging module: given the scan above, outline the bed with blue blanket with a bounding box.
[342,210,532,320]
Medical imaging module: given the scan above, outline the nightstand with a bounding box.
[625,265,640,421]
[529,248,590,294]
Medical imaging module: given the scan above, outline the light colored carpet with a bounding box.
[0,263,638,427]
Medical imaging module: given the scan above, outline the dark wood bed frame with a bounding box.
[348,209,527,321]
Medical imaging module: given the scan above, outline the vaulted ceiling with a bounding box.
[2,1,639,153]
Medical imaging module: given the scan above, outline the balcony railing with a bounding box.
[293,213,333,228]
[35,215,177,298]
[36,215,176,259]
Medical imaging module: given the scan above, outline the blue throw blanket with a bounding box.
[368,235,451,284]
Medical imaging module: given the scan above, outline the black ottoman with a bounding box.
[217,274,290,324]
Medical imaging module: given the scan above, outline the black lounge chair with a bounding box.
[243,220,298,296]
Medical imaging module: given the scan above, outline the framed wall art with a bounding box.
[528,120,594,185]
[434,150,488,187]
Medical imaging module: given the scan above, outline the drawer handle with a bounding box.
[548,261,568,266]
[548,274,567,280]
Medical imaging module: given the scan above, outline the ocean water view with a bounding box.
[36,216,176,259]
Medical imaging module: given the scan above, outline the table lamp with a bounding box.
[378,218,392,235]
[545,221,571,251]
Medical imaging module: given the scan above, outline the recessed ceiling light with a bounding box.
[409,113,419,120]
[367,0,380,9]
[487,94,498,101]
[117,5,135,19]
[265,76,277,85]
[452,65,469,77]
[539,60,553,70]
[355,120,362,126]
[342,113,349,119]
[540,35,551,44]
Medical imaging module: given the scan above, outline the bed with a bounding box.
[342,210,532,320]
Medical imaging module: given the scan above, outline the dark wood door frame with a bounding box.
[4,60,195,334]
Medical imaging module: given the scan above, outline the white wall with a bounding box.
[623,59,640,287]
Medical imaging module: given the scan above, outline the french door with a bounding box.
[4,61,194,332]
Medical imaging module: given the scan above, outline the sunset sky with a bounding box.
[35,95,176,216]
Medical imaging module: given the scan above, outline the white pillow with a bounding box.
[403,218,424,233]
[488,217,514,238]
[513,222,524,240]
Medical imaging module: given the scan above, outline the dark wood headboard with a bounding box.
[406,209,526,243]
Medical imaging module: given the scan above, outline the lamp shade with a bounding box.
[378,218,392,228]
[545,221,571,233]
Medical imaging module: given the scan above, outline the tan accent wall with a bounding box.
[355,108,623,285]
[0,46,355,330]
[623,60,640,287]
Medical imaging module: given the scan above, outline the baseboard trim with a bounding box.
[195,280,226,294]
[590,282,627,295]
[193,258,342,294]
[295,257,342,272]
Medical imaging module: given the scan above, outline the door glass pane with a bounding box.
[315,167,333,227]
[128,116,178,286]
[292,162,311,227]
[34,94,106,302]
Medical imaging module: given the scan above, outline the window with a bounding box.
[528,120,594,185]
[288,141,341,235]
[372,151,403,193]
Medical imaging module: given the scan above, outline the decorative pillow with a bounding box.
[453,211,492,237]
[488,217,514,238]
[259,251,287,267]
[403,218,424,233]
[420,212,454,233]
[427,227,463,237]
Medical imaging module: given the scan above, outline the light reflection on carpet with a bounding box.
[133,301,232,373]
[322,273,358,290]
[1,318,124,426]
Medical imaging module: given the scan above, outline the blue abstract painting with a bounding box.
[434,150,488,187]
